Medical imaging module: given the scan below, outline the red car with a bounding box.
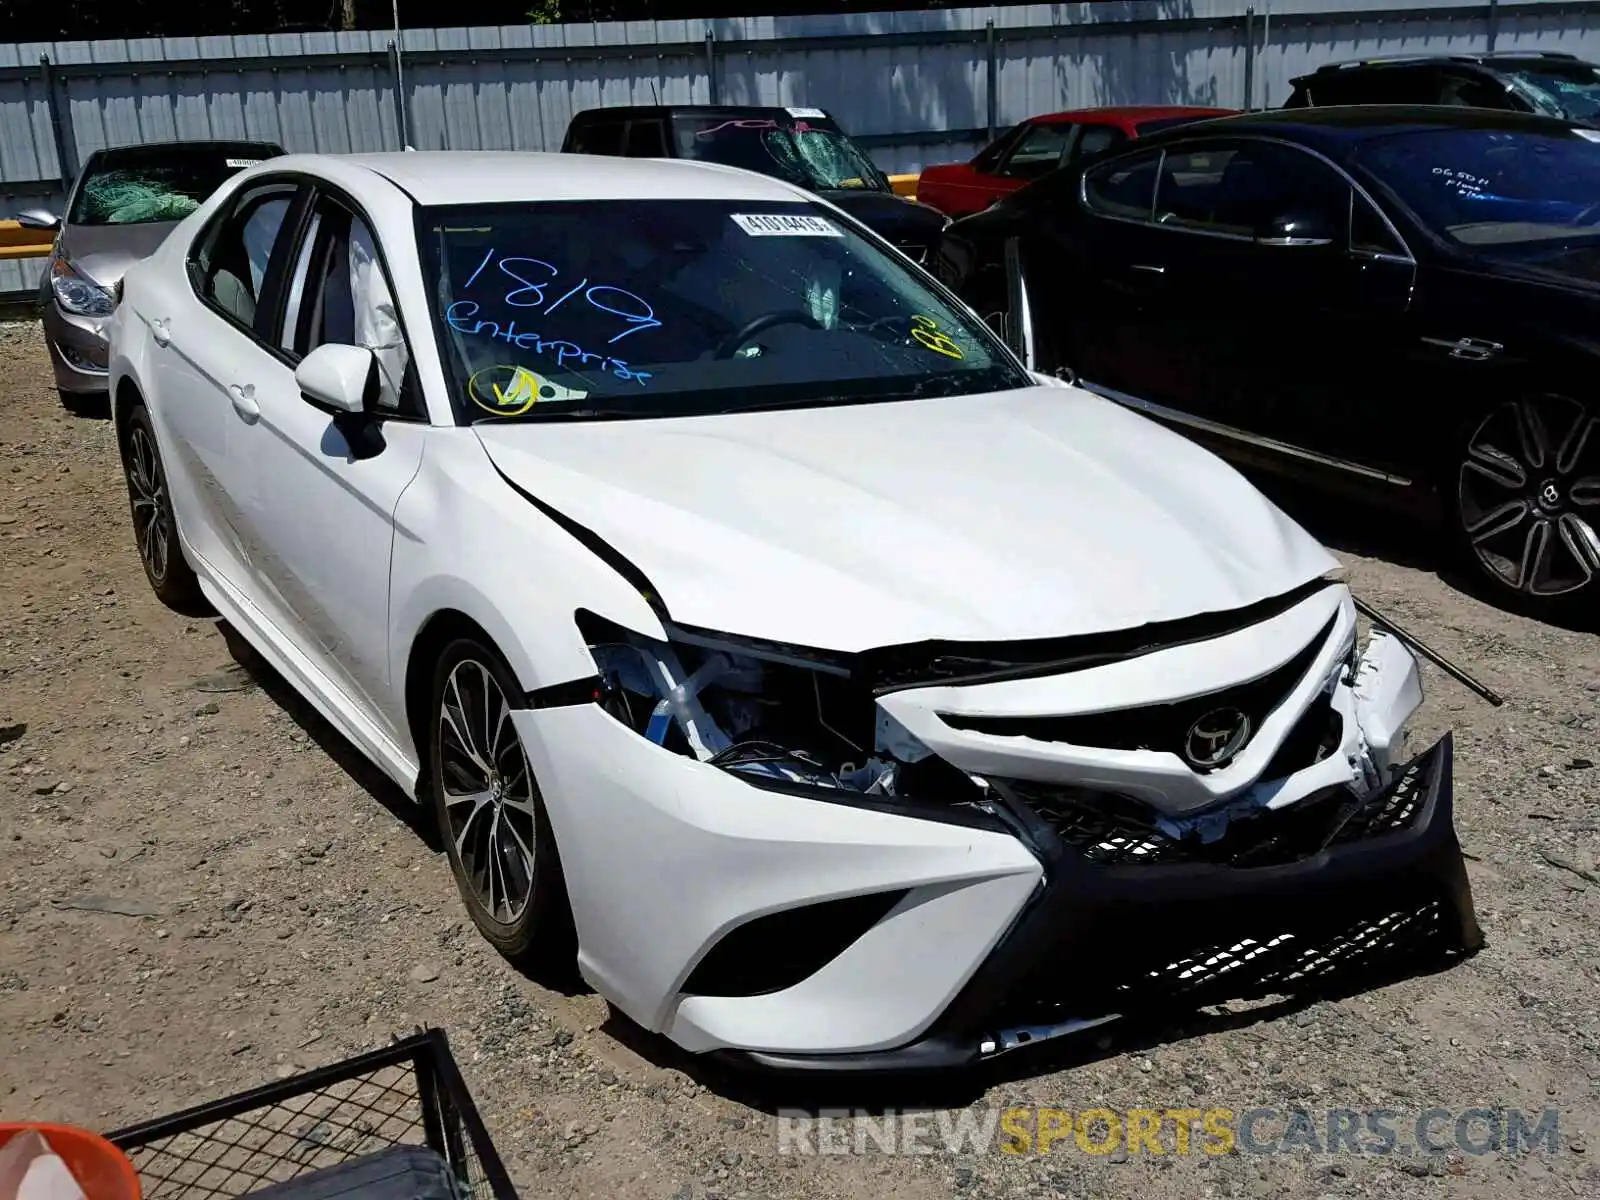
[916,105,1236,217]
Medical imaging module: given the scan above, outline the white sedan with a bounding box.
[108,151,1482,1070]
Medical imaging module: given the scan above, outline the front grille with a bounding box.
[994,736,1441,869]
[1003,781,1185,865]
[942,615,1337,768]
[1330,754,1427,844]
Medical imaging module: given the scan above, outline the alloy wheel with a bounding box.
[438,658,538,925]
[126,426,170,584]
[1457,395,1600,598]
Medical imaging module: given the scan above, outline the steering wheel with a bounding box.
[714,309,822,359]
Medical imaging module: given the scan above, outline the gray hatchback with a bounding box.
[39,139,284,403]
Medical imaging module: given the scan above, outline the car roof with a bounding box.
[1030,105,1235,126]
[296,150,815,206]
[88,139,285,160]
[570,105,835,120]
[1292,50,1591,85]
[1130,103,1583,154]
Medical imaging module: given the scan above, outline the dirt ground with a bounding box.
[1,317,1598,1200]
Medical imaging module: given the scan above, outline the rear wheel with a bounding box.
[1451,392,1600,612]
[122,405,204,609]
[429,637,575,971]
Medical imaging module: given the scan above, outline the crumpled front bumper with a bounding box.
[734,732,1482,1072]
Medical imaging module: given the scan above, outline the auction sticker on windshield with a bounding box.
[467,364,585,415]
[731,213,843,237]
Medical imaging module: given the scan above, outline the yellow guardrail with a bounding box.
[889,172,919,200]
[0,220,55,259]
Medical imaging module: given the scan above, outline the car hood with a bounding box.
[473,385,1338,652]
[816,189,947,244]
[58,221,180,287]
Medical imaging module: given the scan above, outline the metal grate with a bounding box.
[1330,756,1427,844]
[1123,898,1447,1007]
[107,1030,515,1200]
[1002,739,1439,870]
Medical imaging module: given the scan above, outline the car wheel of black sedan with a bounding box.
[1453,392,1600,609]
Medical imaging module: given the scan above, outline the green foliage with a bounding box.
[527,0,561,23]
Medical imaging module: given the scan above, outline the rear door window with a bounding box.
[188,181,300,334]
[1082,148,1162,221]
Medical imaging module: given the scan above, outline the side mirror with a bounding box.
[15,208,61,231]
[1256,211,1336,247]
[295,343,375,415]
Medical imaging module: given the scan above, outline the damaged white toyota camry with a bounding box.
[108,151,1482,1070]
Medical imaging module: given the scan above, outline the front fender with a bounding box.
[387,431,668,750]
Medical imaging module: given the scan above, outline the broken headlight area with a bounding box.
[576,612,995,816]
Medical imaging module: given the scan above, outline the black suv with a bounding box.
[935,106,1600,617]
[561,105,948,263]
[1285,51,1600,125]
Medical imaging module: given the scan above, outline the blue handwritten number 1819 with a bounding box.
[463,249,661,344]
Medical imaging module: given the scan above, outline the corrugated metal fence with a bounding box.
[5,0,1599,295]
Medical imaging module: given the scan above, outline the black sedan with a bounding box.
[935,106,1600,617]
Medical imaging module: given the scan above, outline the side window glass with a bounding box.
[1155,147,1237,229]
[973,123,1028,172]
[1350,193,1406,257]
[1082,150,1161,222]
[1001,123,1074,180]
[1156,143,1347,240]
[573,121,625,156]
[624,119,668,157]
[1440,74,1509,109]
[1075,125,1124,162]
[192,187,294,330]
[294,204,417,415]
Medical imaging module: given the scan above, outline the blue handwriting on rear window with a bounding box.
[463,248,662,344]
[445,301,653,385]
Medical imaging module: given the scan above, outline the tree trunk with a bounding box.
[338,0,356,30]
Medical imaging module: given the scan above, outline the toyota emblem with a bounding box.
[1183,707,1252,770]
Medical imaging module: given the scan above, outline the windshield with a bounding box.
[1503,63,1600,122]
[68,146,277,226]
[418,199,1026,424]
[1355,127,1600,252]
[670,115,891,193]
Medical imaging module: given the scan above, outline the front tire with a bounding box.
[1450,391,1600,615]
[429,637,575,971]
[122,405,204,609]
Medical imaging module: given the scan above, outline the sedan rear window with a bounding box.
[69,145,277,226]
[418,198,1027,424]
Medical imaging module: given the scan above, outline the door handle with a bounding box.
[228,383,260,422]
[149,317,171,346]
[1130,264,1166,275]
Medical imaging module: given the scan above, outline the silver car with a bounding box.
[40,139,284,403]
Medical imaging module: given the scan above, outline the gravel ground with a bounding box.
[1,318,1598,1200]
